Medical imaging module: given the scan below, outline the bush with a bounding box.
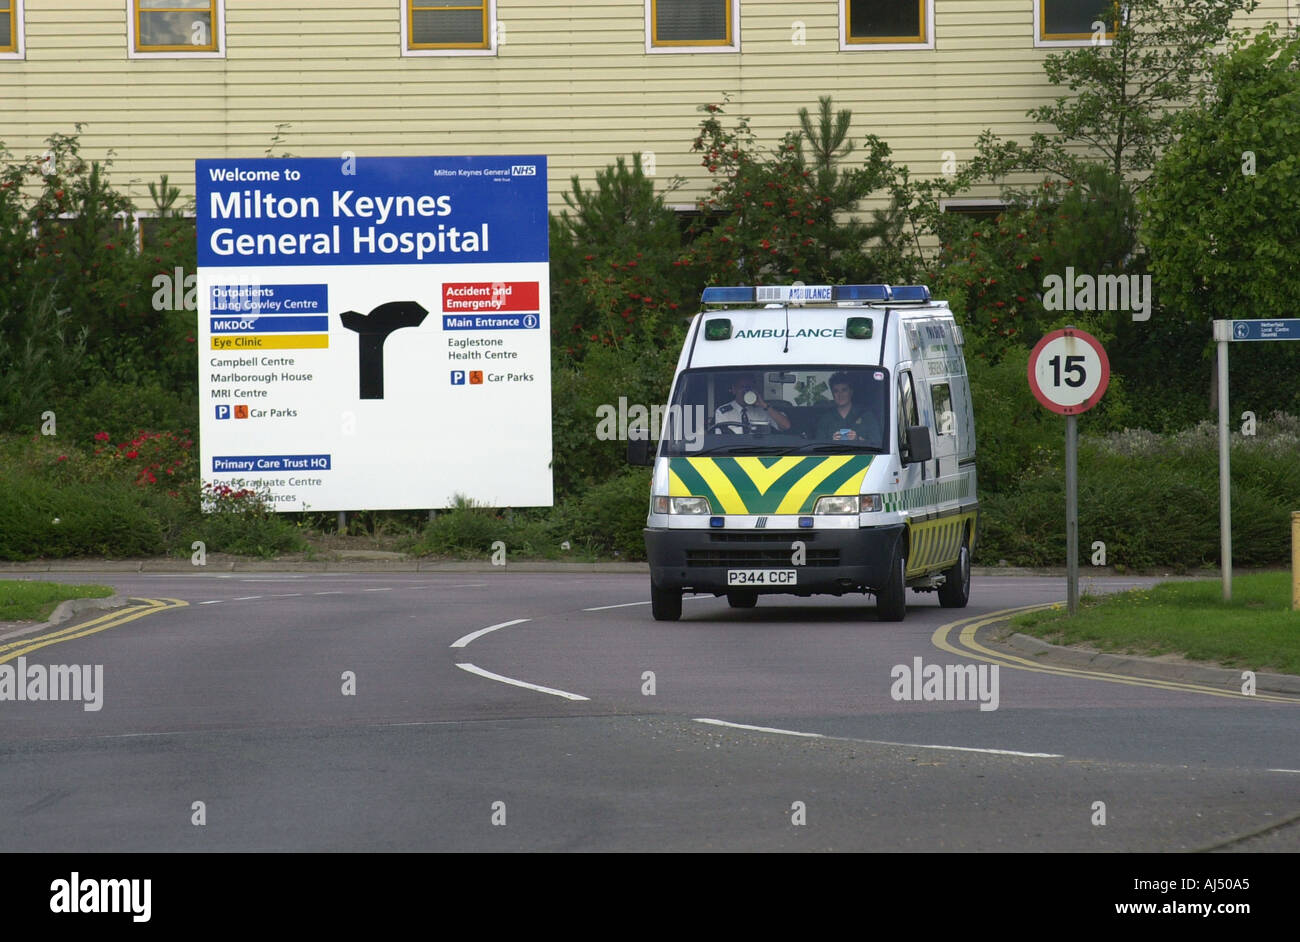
[552,468,652,559]
[977,416,1300,569]
[0,476,170,559]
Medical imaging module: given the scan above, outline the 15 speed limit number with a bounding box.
[1027,328,1110,415]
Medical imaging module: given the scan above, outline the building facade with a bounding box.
[0,1,1291,215]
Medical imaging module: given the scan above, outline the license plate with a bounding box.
[727,569,797,586]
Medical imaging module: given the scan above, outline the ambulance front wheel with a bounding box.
[876,545,907,622]
[651,584,682,621]
[937,541,971,608]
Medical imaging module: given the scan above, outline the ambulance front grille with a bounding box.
[685,548,840,567]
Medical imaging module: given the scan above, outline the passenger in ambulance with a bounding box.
[712,373,792,433]
[815,372,882,444]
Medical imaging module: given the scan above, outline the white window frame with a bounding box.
[839,0,935,52]
[0,0,24,60]
[939,198,1010,215]
[645,0,740,55]
[1034,0,1117,48]
[401,0,497,58]
[126,0,226,60]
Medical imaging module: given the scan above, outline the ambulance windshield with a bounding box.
[658,366,890,456]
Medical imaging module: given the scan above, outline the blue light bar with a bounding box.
[833,285,892,302]
[890,285,931,303]
[701,286,756,304]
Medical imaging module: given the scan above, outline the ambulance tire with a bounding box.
[727,590,758,608]
[937,540,971,608]
[876,543,907,622]
[651,584,682,621]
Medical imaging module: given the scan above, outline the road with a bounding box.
[1,570,1296,851]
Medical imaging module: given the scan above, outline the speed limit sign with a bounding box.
[1027,327,1110,415]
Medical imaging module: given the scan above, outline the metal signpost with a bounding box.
[1027,327,1111,615]
[1212,318,1300,602]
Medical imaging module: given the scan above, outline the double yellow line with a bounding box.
[932,604,1300,704]
[0,597,187,664]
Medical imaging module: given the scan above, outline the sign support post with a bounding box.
[1212,318,1300,602]
[1065,413,1079,615]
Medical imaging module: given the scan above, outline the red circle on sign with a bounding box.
[1027,327,1110,415]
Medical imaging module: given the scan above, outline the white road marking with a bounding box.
[692,718,1062,758]
[198,600,222,605]
[450,618,529,649]
[270,593,302,598]
[314,591,344,595]
[447,583,487,588]
[1268,768,1300,774]
[585,595,714,612]
[694,718,824,738]
[363,587,392,592]
[456,662,589,701]
[232,596,262,601]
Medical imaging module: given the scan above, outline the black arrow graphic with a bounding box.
[338,301,429,399]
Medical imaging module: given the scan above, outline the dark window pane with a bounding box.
[140,11,212,47]
[0,14,10,49]
[849,0,921,40]
[412,9,485,45]
[1044,0,1113,36]
[656,0,728,43]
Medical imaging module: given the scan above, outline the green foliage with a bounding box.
[973,0,1259,188]
[551,468,651,559]
[682,96,905,285]
[549,153,695,360]
[187,484,305,558]
[0,476,170,559]
[1143,28,1300,323]
[0,579,115,622]
[978,416,1299,569]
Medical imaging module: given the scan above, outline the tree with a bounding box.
[1141,26,1300,415]
[548,153,695,360]
[974,0,1260,191]
[682,96,902,285]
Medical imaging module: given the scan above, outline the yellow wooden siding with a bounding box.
[0,0,1292,211]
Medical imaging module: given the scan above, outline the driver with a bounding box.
[713,372,791,433]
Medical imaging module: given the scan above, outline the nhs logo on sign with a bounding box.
[511,165,537,176]
[450,371,466,385]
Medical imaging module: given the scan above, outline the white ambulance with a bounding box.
[628,283,978,621]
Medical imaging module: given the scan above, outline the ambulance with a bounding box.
[628,284,978,621]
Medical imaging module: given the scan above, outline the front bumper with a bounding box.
[645,525,905,595]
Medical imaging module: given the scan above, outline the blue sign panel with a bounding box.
[1229,319,1300,342]
[196,156,549,268]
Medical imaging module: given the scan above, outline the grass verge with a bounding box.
[0,579,116,623]
[1009,572,1300,675]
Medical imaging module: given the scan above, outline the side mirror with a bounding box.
[626,436,655,467]
[904,425,933,464]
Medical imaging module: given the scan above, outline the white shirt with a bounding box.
[713,399,770,433]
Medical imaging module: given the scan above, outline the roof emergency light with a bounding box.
[700,284,929,305]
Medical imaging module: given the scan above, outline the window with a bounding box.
[941,200,1009,223]
[1037,0,1117,45]
[405,0,493,53]
[842,0,932,49]
[648,0,738,54]
[0,0,23,58]
[931,383,955,436]
[129,1,223,57]
[897,370,918,453]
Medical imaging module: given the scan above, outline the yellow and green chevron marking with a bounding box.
[667,455,873,515]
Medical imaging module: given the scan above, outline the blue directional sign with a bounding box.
[1229,319,1300,342]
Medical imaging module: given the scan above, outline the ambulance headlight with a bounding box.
[654,496,712,514]
[815,495,858,515]
[860,494,883,513]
